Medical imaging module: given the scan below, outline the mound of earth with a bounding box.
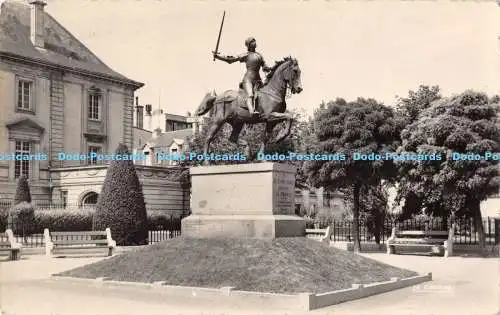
[56,237,418,294]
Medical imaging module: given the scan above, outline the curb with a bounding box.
[51,272,432,310]
[301,272,432,310]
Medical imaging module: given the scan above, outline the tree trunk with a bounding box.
[471,199,486,252]
[352,183,361,253]
[373,207,383,245]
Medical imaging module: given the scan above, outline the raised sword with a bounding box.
[213,11,226,61]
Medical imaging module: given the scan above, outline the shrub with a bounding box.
[8,201,35,235]
[0,202,9,231]
[13,175,31,205]
[33,208,94,232]
[94,143,149,246]
[303,215,315,228]
[0,208,183,235]
[314,211,334,228]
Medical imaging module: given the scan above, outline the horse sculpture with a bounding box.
[194,57,303,162]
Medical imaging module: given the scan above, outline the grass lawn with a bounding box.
[56,237,419,294]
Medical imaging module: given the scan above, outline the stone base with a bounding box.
[182,214,306,238]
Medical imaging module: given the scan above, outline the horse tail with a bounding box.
[194,92,217,116]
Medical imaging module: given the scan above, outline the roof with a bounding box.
[148,129,193,149]
[0,0,143,89]
[165,113,190,123]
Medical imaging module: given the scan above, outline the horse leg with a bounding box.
[203,120,224,165]
[229,122,250,158]
[264,111,293,122]
[261,121,278,152]
[275,117,293,143]
[265,112,294,143]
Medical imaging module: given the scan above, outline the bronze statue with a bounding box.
[194,56,303,161]
[212,37,272,116]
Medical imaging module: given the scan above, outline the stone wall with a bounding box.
[48,165,189,217]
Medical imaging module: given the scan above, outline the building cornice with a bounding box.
[50,165,109,172]
[0,52,144,90]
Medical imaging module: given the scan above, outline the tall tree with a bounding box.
[393,85,442,219]
[339,183,389,244]
[396,90,500,249]
[305,98,403,252]
[94,144,149,246]
[396,85,442,123]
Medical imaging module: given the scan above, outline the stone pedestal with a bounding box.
[182,163,305,238]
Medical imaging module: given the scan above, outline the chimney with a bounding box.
[133,96,137,127]
[152,127,162,139]
[145,104,152,131]
[154,109,163,134]
[134,97,144,129]
[30,1,46,48]
[192,121,199,134]
[187,116,199,134]
[145,104,152,115]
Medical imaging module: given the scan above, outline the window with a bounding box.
[88,146,101,165]
[17,80,33,110]
[60,191,68,208]
[14,141,31,178]
[81,192,98,209]
[88,93,101,120]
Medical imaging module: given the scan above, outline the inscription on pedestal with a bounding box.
[274,171,295,215]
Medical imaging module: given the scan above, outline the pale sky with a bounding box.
[43,0,499,117]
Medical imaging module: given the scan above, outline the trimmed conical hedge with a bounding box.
[9,176,34,235]
[94,143,148,246]
[14,175,31,205]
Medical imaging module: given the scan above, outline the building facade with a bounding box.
[0,0,189,217]
[133,106,207,166]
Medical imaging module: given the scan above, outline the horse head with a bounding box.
[265,56,303,95]
[285,57,303,94]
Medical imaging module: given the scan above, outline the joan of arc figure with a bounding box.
[213,37,272,116]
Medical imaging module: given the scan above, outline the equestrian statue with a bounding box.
[193,12,303,161]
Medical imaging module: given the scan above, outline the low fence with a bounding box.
[1,201,183,247]
[149,230,181,243]
[10,229,182,248]
[2,201,498,246]
[311,216,499,245]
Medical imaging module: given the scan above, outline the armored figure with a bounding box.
[213,37,271,115]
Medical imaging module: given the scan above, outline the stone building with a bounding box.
[133,105,207,166]
[0,0,189,217]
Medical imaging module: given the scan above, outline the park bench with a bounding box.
[0,229,22,260]
[305,226,333,243]
[44,228,116,257]
[387,227,454,258]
